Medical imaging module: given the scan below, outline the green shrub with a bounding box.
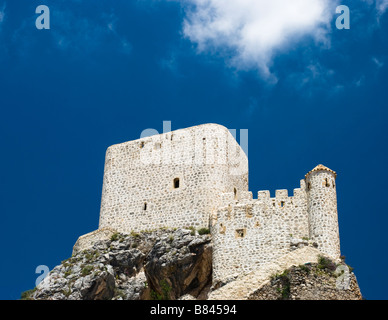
[277,270,291,300]
[151,290,163,300]
[20,288,36,300]
[318,255,337,272]
[185,226,196,236]
[81,265,94,276]
[84,251,94,261]
[151,280,172,300]
[62,287,72,297]
[299,264,311,273]
[110,233,120,241]
[197,228,210,235]
[130,231,140,238]
[160,280,171,300]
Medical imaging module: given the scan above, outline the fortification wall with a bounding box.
[212,181,309,285]
[98,124,248,234]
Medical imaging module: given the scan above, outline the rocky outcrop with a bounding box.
[209,246,362,300]
[248,262,362,300]
[25,228,212,300]
[145,233,212,299]
[22,229,362,300]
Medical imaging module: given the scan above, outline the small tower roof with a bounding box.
[305,164,337,179]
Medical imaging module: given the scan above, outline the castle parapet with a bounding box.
[275,189,288,199]
[293,187,305,199]
[240,191,253,201]
[257,190,270,201]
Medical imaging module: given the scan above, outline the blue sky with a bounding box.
[0,0,387,300]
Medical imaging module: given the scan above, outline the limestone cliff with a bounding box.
[21,229,362,300]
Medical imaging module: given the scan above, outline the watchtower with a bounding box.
[305,164,340,259]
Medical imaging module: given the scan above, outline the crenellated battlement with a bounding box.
[256,179,306,201]
[216,187,308,226]
[218,181,307,217]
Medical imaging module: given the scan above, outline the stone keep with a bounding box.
[73,123,341,286]
[98,123,248,234]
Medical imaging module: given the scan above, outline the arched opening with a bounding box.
[234,188,237,200]
[143,202,147,211]
[173,178,180,189]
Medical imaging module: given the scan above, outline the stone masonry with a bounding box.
[98,123,248,233]
[74,124,341,286]
[211,164,340,285]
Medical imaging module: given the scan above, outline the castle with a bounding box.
[73,123,341,285]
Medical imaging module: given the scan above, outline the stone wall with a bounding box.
[98,124,249,234]
[211,180,310,285]
[208,246,324,300]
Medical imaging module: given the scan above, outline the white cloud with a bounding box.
[179,0,338,77]
[377,0,388,13]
